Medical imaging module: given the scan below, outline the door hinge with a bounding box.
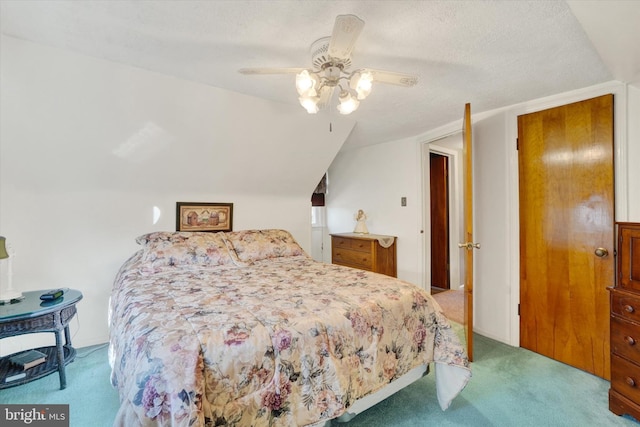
[516,138,519,151]
[518,303,521,316]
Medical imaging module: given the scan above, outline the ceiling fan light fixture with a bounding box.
[296,70,319,96]
[351,71,373,100]
[337,89,360,115]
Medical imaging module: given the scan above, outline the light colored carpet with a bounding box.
[0,343,119,425]
[343,334,638,427]
[432,289,464,324]
[2,337,638,427]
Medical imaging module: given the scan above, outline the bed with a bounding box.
[109,229,470,426]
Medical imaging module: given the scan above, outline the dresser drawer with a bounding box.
[612,290,640,323]
[332,248,373,270]
[611,354,640,403]
[332,236,372,253]
[612,316,640,362]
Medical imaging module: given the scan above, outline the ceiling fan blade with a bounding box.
[239,67,307,75]
[316,86,336,109]
[361,68,418,87]
[328,15,365,61]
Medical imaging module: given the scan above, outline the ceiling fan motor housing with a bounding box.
[311,37,352,70]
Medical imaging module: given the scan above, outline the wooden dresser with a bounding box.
[330,233,397,278]
[610,222,640,420]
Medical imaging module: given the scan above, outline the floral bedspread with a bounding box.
[110,248,469,426]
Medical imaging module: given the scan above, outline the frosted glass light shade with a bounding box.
[295,70,319,96]
[351,71,373,100]
[337,90,360,115]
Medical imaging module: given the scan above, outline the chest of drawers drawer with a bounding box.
[332,247,374,270]
[612,290,640,324]
[332,236,373,253]
[612,354,640,403]
[611,315,640,363]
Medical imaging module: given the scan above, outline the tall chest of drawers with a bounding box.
[609,222,640,420]
[330,233,397,278]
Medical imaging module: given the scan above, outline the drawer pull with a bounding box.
[626,377,636,387]
[626,336,637,346]
[625,305,635,313]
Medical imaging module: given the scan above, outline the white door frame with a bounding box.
[505,82,628,345]
[420,132,464,292]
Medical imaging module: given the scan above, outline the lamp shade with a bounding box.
[0,236,8,259]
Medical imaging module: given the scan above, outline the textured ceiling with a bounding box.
[1,1,636,150]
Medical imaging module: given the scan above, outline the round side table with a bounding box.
[0,289,83,389]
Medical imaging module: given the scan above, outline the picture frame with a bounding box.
[176,202,233,232]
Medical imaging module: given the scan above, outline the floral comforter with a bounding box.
[109,230,470,427]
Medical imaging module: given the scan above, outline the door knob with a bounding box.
[458,242,481,250]
[594,247,609,258]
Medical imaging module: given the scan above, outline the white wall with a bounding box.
[0,35,355,354]
[628,84,640,219]
[326,137,422,285]
[327,81,638,346]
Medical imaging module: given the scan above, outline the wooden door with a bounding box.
[518,94,614,379]
[462,103,476,362]
[430,153,450,290]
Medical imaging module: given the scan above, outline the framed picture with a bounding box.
[176,202,233,232]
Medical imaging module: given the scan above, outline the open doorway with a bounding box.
[311,205,326,261]
[423,134,465,294]
[311,173,328,262]
[424,133,466,327]
[430,152,450,293]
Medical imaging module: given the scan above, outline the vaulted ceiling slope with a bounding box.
[1,1,638,150]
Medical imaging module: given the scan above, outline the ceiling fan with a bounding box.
[239,14,418,115]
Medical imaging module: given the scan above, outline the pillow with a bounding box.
[135,231,239,268]
[223,229,307,263]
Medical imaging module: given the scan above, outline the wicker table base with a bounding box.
[0,345,76,389]
[0,289,82,390]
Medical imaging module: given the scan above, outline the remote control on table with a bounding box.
[40,289,65,300]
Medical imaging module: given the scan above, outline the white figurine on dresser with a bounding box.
[354,209,369,234]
